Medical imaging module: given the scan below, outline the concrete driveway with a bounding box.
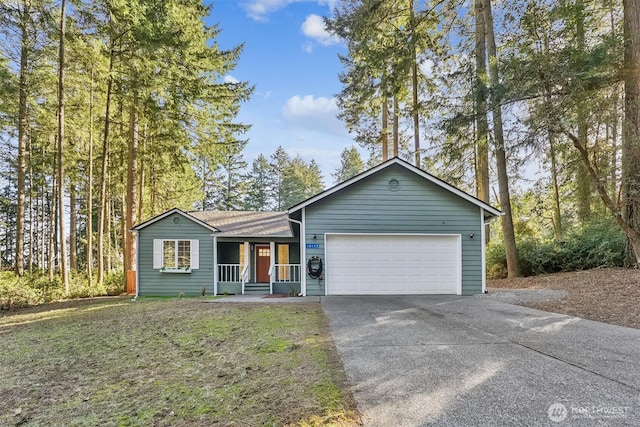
[322,295,640,426]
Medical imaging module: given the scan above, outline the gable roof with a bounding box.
[188,211,293,238]
[131,208,219,232]
[287,157,502,218]
[132,208,293,238]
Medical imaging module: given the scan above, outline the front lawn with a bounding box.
[0,299,360,426]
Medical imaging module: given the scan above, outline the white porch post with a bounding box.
[242,241,249,295]
[213,235,218,296]
[269,241,275,294]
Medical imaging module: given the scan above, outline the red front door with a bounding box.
[256,245,271,283]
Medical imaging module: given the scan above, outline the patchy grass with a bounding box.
[0,299,361,426]
[488,267,640,329]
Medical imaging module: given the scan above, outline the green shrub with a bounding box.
[486,241,507,279]
[0,270,126,311]
[487,218,625,279]
[103,272,125,296]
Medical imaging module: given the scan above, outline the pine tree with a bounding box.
[245,154,274,211]
[333,146,364,184]
[270,146,290,211]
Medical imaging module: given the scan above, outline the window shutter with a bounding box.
[153,239,163,269]
[190,239,199,269]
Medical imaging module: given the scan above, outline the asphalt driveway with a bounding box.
[321,295,640,426]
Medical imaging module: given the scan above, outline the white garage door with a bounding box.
[325,234,461,295]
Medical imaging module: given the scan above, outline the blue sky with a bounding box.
[207,0,357,184]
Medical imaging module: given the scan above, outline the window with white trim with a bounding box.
[153,239,200,271]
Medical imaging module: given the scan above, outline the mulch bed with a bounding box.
[488,268,640,329]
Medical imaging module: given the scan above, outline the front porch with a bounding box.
[215,241,301,295]
[217,263,302,295]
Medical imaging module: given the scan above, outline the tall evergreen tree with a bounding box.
[245,154,274,211]
[483,0,520,277]
[333,146,364,183]
[215,143,248,211]
[270,146,290,210]
[282,156,324,208]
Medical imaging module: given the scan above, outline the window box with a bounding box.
[160,267,191,274]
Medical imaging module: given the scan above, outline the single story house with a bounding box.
[131,157,501,297]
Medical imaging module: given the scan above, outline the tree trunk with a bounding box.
[622,0,640,266]
[575,0,591,223]
[57,0,68,293]
[138,123,146,221]
[410,1,420,167]
[69,184,77,270]
[97,41,115,285]
[474,0,490,243]
[483,0,520,277]
[393,96,399,157]
[124,97,139,276]
[27,132,34,271]
[48,172,56,281]
[106,191,112,273]
[15,0,31,277]
[382,98,389,161]
[548,131,562,238]
[87,67,94,286]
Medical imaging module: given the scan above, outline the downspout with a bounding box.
[287,215,305,296]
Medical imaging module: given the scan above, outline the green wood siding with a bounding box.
[137,213,215,296]
[304,164,484,296]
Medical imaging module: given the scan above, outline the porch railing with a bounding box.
[273,264,301,283]
[218,264,242,282]
[241,264,249,295]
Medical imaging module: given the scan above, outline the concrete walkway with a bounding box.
[322,295,640,426]
[205,294,321,303]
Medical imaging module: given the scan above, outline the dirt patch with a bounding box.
[488,267,640,329]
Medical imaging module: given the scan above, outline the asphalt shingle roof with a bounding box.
[188,211,293,238]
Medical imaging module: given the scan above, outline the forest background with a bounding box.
[1,0,639,307]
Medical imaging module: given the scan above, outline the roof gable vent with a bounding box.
[388,178,400,191]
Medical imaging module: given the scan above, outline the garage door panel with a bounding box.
[326,234,460,295]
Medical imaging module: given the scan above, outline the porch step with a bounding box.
[244,284,270,295]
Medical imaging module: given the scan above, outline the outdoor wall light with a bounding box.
[313,234,317,239]
[469,233,475,239]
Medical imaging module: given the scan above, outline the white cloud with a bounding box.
[282,95,346,135]
[301,14,340,46]
[224,75,240,84]
[241,0,300,22]
[419,59,435,79]
[302,41,314,53]
[242,0,338,22]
